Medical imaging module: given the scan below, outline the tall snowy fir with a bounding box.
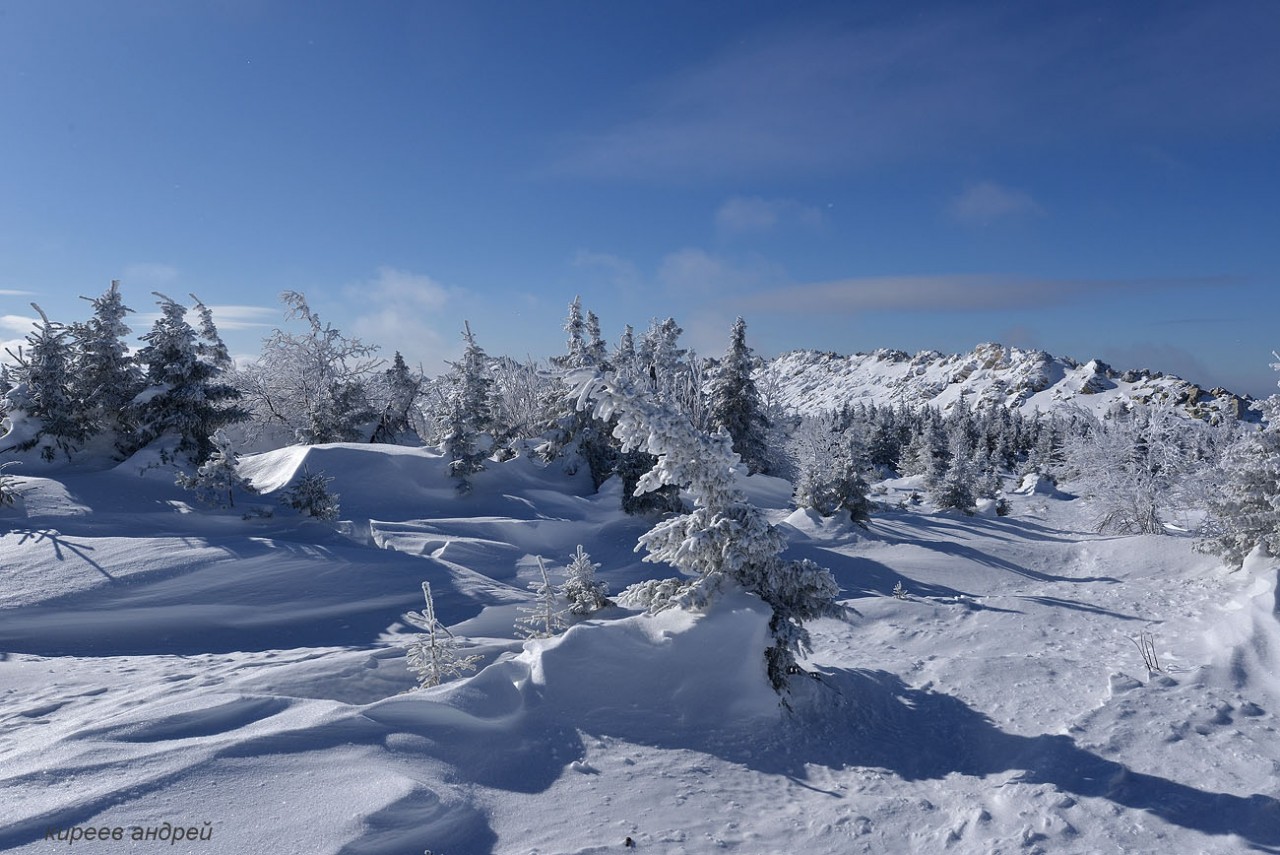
[134,293,246,463]
[69,281,144,454]
[370,351,421,444]
[707,317,771,475]
[2,304,85,459]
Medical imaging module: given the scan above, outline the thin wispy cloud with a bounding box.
[741,274,1244,314]
[0,313,39,336]
[948,182,1044,226]
[347,267,460,373]
[715,196,823,234]
[657,248,785,296]
[202,305,277,331]
[572,250,643,292]
[0,290,35,297]
[555,5,1280,180]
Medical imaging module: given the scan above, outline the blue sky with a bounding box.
[2,1,1278,396]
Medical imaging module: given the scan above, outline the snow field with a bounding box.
[2,443,1279,853]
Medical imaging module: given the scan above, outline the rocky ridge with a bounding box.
[757,342,1254,422]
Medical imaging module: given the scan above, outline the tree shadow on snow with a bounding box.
[734,669,1280,852]
[781,543,1020,614]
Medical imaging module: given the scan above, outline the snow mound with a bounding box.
[237,443,594,521]
[367,592,781,739]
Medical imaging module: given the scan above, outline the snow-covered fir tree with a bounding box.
[369,351,422,444]
[707,317,771,475]
[536,299,619,487]
[900,412,948,487]
[176,428,257,508]
[280,467,340,520]
[930,432,978,514]
[573,370,843,692]
[69,281,144,454]
[552,296,589,370]
[637,317,686,403]
[560,544,610,616]
[515,557,566,639]
[134,293,245,463]
[404,582,482,688]
[2,304,86,460]
[441,321,495,492]
[584,310,608,369]
[613,324,638,384]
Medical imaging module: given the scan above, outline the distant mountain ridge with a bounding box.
[757,342,1254,422]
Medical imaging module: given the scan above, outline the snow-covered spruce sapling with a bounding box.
[515,557,566,639]
[560,544,610,616]
[280,467,340,520]
[440,321,496,493]
[0,461,20,507]
[405,582,482,688]
[176,429,258,508]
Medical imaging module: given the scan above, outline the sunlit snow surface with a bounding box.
[2,444,1279,854]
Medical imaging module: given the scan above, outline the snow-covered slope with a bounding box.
[759,343,1254,421]
[3,445,1280,853]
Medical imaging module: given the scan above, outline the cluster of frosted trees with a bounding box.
[1,283,243,463]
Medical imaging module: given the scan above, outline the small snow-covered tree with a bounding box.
[515,557,566,639]
[573,370,843,692]
[176,428,258,508]
[440,321,496,492]
[0,461,20,507]
[280,467,340,520]
[930,433,978,514]
[560,544,610,616]
[707,317,771,475]
[405,581,482,688]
